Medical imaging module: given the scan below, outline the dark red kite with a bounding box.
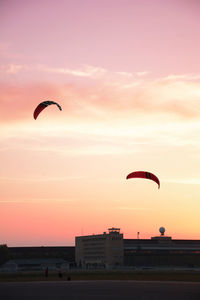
[126,171,160,189]
[33,101,62,120]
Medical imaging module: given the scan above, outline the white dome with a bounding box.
[159,227,165,235]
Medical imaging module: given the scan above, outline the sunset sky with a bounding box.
[1,0,200,246]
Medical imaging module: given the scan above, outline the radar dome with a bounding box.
[159,227,165,235]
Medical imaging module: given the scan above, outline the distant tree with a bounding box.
[0,244,9,265]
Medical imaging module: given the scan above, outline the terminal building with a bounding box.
[75,227,200,269]
[5,227,200,270]
[75,228,123,269]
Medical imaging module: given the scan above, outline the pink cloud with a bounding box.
[1,70,200,124]
[0,82,64,122]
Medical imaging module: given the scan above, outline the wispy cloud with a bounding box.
[135,71,150,77]
[0,176,85,182]
[160,74,200,82]
[164,178,200,185]
[115,206,153,210]
[0,198,73,203]
[1,64,29,74]
[1,64,200,123]
[40,64,107,78]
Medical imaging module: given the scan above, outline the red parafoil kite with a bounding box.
[33,101,62,120]
[126,171,160,189]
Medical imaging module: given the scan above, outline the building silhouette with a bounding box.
[76,227,200,269]
[75,227,123,269]
[4,227,200,270]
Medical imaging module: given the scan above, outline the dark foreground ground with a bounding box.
[1,270,200,282]
[1,280,200,300]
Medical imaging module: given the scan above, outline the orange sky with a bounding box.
[1,0,200,246]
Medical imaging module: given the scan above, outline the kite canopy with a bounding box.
[33,101,62,119]
[126,171,160,189]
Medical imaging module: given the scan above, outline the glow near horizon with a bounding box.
[1,0,200,246]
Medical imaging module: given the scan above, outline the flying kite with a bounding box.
[126,171,160,189]
[33,101,62,119]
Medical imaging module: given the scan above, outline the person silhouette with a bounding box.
[58,268,63,279]
[45,267,48,278]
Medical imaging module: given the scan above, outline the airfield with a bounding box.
[1,280,200,300]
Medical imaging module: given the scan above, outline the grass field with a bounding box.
[1,270,200,282]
